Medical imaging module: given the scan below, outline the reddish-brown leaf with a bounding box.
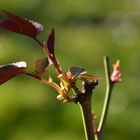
[0,61,27,85]
[44,29,55,55]
[34,57,52,74]
[0,10,43,38]
[68,67,87,77]
[68,66,101,82]
[78,74,102,81]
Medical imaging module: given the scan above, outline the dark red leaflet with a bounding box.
[46,29,55,55]
[0,10,43,38]
[0,64,26,85]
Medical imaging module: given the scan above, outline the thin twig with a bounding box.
[34,38,63,75]
[34,37,44,48]
[25,72,41,80]
[97,56,114,136]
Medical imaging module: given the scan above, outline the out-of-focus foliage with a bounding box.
[0,0,140,140]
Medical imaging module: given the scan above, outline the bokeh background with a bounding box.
[0,0,140,140]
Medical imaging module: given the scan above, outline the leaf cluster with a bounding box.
[0,10,101,103]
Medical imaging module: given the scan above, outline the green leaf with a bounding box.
[68,67,87,77]
[34,57,51,74]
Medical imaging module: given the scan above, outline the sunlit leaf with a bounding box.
[58,74,71,91]
[68,67,87,77]
[43,75,66,96]
[34,57,51,74]
[0,10,43,38]
[78,74,101,82]
[0,61,27,85]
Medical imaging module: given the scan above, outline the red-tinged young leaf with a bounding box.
[0,10,43,38]
[58,74,72,91]
[34,57,51,74]
[68,67,87,77]
[44,29,55,55]
[110,60,121,83]
[43,29,63,75]
[0,61,27,85]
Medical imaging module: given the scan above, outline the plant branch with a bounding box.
[25,72,69,100]
[25,72,41,80]
[78,81,99,140]
[79,97,95,140]
[97,56,114,136]
[34,38,62,75]
[34,38,44,48]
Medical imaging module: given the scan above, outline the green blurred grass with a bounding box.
[0,0,140,140]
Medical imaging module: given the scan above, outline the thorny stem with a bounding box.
[78,81,99,140]
[79,97,95,140]
[97,56,114,138]
[26,48,115,140]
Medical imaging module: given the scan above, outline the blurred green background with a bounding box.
[0,0,140,140]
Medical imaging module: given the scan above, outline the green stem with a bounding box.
[97,56,114,137]
[79,97,95,140]
[95,134,99,140]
